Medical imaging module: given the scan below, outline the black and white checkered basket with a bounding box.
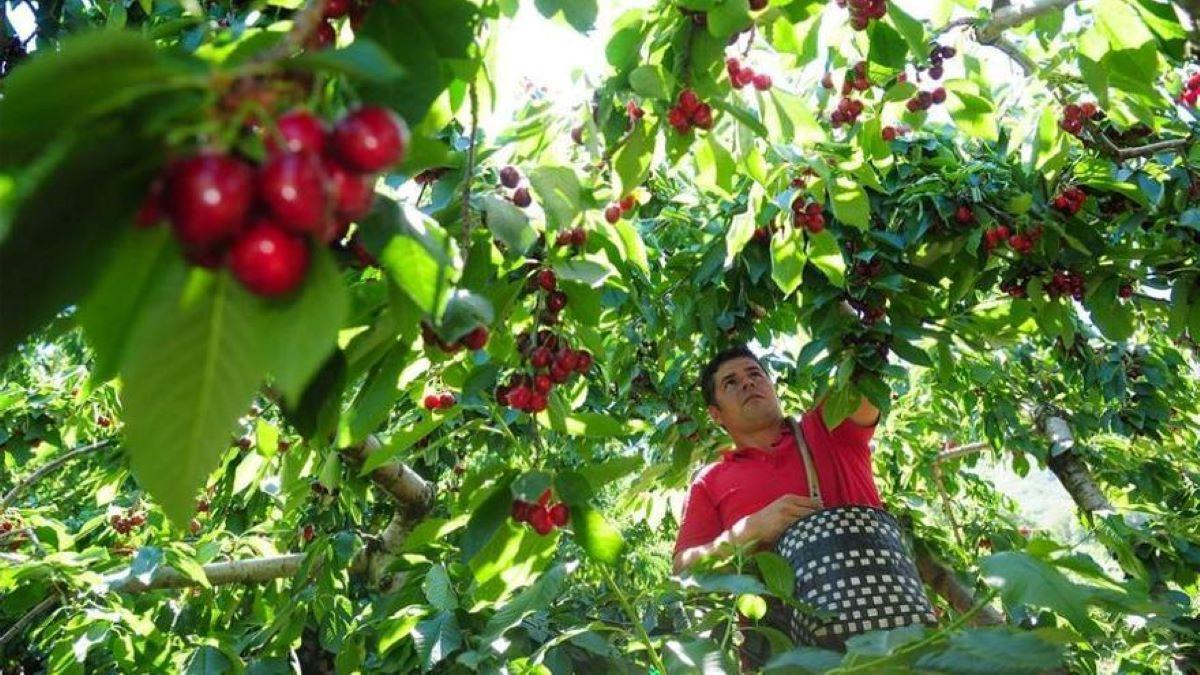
[774,505,937,651]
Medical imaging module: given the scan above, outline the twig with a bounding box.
[976,0,1080,43]
[1116,138,1190,160]
[598,565,668,675]
[459,77,479,257]
[985,37,1037,76]
[0,440,112,511]
[0,595,59,650]
[934,441,990,464]
[932,462,964,548]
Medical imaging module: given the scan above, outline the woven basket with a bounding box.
[768,417,936,651]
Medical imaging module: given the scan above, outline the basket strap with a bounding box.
[788,416,822,502]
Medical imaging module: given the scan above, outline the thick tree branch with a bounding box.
[0,596,59,650]
[340,435,436,519]
[102,553,311,593]
[0,440,112,511]
[1037,411,1115,516]
[914,548,1007,627]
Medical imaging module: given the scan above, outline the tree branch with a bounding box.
[459,77,479,257]
[976,0,1080,43]
[1116,138,1190,160]
[0,440,112,511]
[0,596,59,650]
[914,548,1007,626]
[935,441,991,464]
[340,435,436,519]
[102,553,312,593]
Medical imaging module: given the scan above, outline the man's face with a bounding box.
[707,357,782,433]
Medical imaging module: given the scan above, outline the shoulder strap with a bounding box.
[788,416,823,502]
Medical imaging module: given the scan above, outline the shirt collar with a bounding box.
[720,423,794,463]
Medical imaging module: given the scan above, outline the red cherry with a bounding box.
[752,73,772,91]
[269,110,327,156]
[512,500,531,523]
[691,104,714,130]
[528,391,548,412]
[604,204,621,223]
[995,225,1010,239]
[463,326,489,350]
[97,415,111,428]
[954,205,974,224]
[259,152,330,233]
[423,394,440,410]
[821,72,834,89]
[1064,103,1082,120]
[537,488,553,506]
[538,268,557,292]
[529,507,554,535]
[571,126,584,145]
[882,126,897,141]
[324,0,351,17]
[1118,283,1134,299]
[549,363,571,383]
[534,374,552,394]
[807,213,825,233]
[931,87,946,104]
[322,157,375,222]
[546,290,568,313]
[735,68,755,88]
[333,106,409,172]
[549,503,570,526]
[571,228,588,246]
[439,393,456,409]
[619,195,636,212]
[308,21,335,50]
[227,221,310,297]
[530,346,552,369]
[302,524,315,542]
[574,350,592,373]
[1080,102,1097,119]
[507,386,532,410]
[512,186,532,208]
[749,0,767,10]
[500,165,520,189]
[556,349,579,372]
[678,89,700,113]
[166,154,254,249]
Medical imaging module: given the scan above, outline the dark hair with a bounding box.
[700,344,766,407]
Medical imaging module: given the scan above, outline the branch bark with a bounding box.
[103,553,311,593]
[0,440,112,511]
[1038,412,1115,516]
[935,441,990,464]
[914,548,1006,626]
[340,435,436,519]
[1116,138,1190,160]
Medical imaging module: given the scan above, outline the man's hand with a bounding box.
[734,494,823,546]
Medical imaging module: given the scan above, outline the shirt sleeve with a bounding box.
[673,477,724,558]
[807,403,876,452]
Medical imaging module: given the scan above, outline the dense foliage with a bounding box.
[2,0,1200,672]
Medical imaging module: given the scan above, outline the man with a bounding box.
[672,345,882,666]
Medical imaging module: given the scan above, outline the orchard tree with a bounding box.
[2,0,1200,672]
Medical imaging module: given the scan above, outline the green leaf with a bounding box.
[287,39,404,82]
[231,451,265,496]
[695,135,737,197]
[806,230,845,287]
[552,259,613,287]
[281,349,347,441]
[981,552,1101,635]
[533,0,597,31]
[477,194,537,254]
[628,65,670,100]
[378,607,427,655]
[770,228,807,295]
[358,0,479,124]
[821,382,859,430]
[482,562,572,642]
[121,269,270,526]
[567,504,625,565]
[539,411,633,438]
[828,176,869,229]
[338,342,410,447]
[610,219,650,276]
[707,0,751,40]
[360,198,461,317]
[528,166,582,232]
[0,31,181,167]
[725,210,756,266]
[1,127,162,357]
[764,647,844,673]
[890,337,933,367]
[614,122,653,198]
[947,89,998,141]
[412,610,462,671]
[358,406,461,474]
[78,226,175,384]
[914,628,1065,674]
[886,3,926,58]
[606,11,646,70]
[867,20,908,69]
[1084,279,1135,342]
[753,552,796,600]
[423,564,458,612]
[461,472,517,564]
[259,247,348,404]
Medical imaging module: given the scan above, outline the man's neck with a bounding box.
[729,417,788,452]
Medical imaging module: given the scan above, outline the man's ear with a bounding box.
[707,404,725,429]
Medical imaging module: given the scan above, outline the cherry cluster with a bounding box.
[1000,278,1028,298]
[421,321,490,354]
[1052,186,1086,215]
[511,489,570,536]
[110,511,146,535]
[554,227,589,248]
[726,58,772,91]
[1006,224,1043,255]
[828,62,870,128]
[0,517,25,550]
[847,296,887,324]
[851,258,884,282]
[499,165,532,208]
[835,0,887,30]
[1181,73,1200,106]
[422,392,457,411]
[496,330,593,413]
[830,97,866,127]
[1047,268,1087,301]
[667,89,714,134]
[604,195,637,223]
[791,196,826,233]
[140,106,407,297]
[531,268,569,316]
[925,44,956,81]
[982,225,1011,254]
[1059,102,1099,136]
[905,87,946,112]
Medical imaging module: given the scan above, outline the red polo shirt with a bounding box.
[673,407,881,558]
